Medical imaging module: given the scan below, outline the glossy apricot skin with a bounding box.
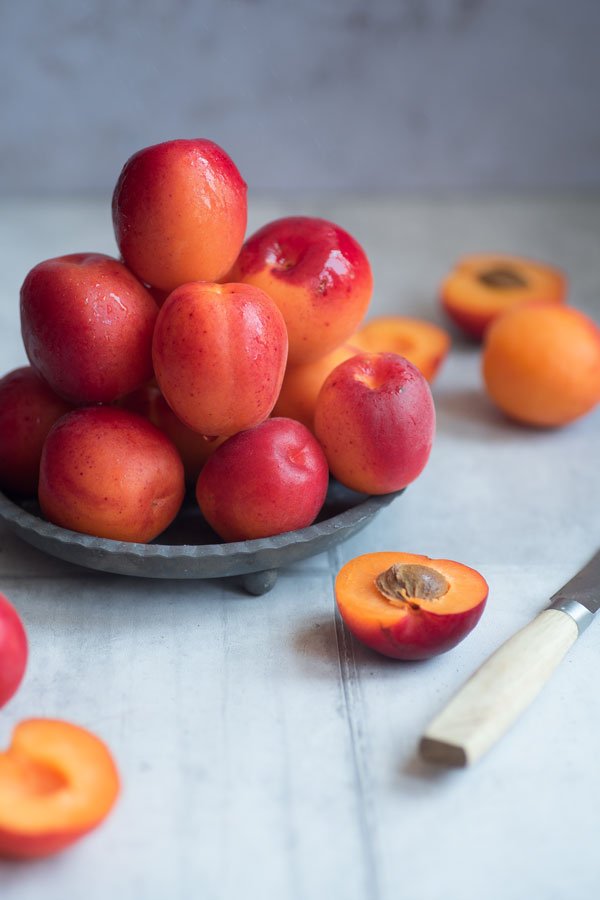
[0,367,72,496]
[0,719,119,858]
[20,253,159,404]
[314,353,435,495]
[440,254,566,340]
[196,418,329,542]
[335,552,488,660]
[228,216,373,365]
[39,407,185,542]
[351,317,451,382]
[153,282,288,436]
[482,303,600,427]
[120,383,225,483]
[0,593,28,709]
[272,343,359,431]
[113,139,247,292]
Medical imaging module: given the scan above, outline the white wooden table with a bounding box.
[0,194,599,900]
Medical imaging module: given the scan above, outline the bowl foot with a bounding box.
[241,569,279,595]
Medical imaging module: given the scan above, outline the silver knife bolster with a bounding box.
[547,597,595,634]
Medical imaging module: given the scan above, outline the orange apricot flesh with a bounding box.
[351,317,451,382]
[441,254,566,339]
[336,552,488,660]
[0,719,120,858]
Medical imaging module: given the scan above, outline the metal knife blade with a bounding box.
[548,549,600,631]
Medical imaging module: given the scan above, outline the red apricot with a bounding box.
[228,216,373,365]
[196,417,329,541]
[0,593,28,709]
[0,367,72,496]
[314,352,435,494]
[39,407,185,542]
[113,139,247,292]
[20,253,158,404]
[152,281,288,436]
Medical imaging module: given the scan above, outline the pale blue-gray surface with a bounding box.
[0,195,599,899]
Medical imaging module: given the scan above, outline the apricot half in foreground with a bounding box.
[335,552,488,660]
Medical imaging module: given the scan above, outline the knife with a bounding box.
[419,549,600,766]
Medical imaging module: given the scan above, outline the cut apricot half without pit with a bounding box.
[335,552,488,660]
[351,316,451,382]
[0,719,120,858]
[440,253,566,340]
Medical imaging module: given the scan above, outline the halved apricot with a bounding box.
[335,552,488,660]
[351,317,450,382]
[441,254,566,339]
[0,719,119,858]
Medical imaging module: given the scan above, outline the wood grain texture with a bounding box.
[420,610,579,766]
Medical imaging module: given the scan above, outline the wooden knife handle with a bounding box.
[419,609,579,767]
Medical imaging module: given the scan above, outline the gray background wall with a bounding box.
[1,0,599,195]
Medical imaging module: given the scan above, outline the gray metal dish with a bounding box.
[0,483,402,594]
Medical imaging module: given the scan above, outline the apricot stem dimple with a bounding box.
[478,267,528,289]
[375,563,449,606]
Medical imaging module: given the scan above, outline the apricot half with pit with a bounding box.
[0,719,119,858]
[335,552,488,660]
[440,253,566,339]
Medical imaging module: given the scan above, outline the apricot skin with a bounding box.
[314,353,435,495]
[0,367,72,496]
[152,282,288,436]
[196,418,329,542]
[228,216,373,365]
[482,303,600,427]
[39,407,185,542]
[0,593,28,709]
[336,553,488,660]
[113,138,247,292]
[20,253,159,404]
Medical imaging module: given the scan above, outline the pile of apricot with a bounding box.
[0,138,449,545]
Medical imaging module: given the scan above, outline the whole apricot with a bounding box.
[314,352,435,495]
[228,216,373,365]
[112,139,247,292]
[196,418,329,541]
[0,593,28,709]
[0,367,72,496]
[39,407,185,542]
[482,303,600,426]
[20,253,158,404]
[152,281,288,436]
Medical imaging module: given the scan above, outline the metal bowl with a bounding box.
[0,483,402,594]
